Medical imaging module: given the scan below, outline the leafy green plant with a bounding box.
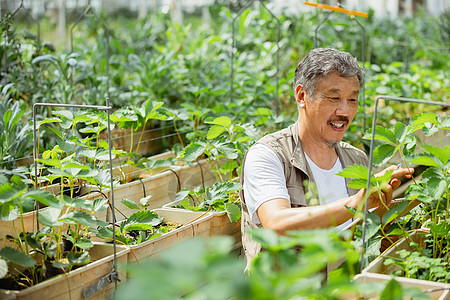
[174,181,242,223]
[0,100,31,168]
[92,199,179,246]
[0,174,108,288]
[177,115,258,222]
[340,112,450,282]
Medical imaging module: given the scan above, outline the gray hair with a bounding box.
[293,48,364,97]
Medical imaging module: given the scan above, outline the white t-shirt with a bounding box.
[243,144,351,229]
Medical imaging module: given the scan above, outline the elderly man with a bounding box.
[239,48,413,266]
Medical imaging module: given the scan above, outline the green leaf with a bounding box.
[215,142,238,159]
[37,158,62,168]
[52,260,70,268]
[38,117,62,129]
[393,122,407,143]
[0,203,19,221]
[75,238,94,250]
[336,164,368,180]
[92,198,109,212]
[121,199,140,210]
[120,210,162,233]
[26,190,63,209]
[372,144,396,166]
[61,211,108,227]
[181,142,207,162]
[225,203,241,223]
[422,144,450,166]
[67,251,90,267]
[406,155,441,168]
[363,126,396,144]
[382,201,408,224]
[422,168,447,199]
[39,207,63,227]
[253,107,272,116]
[0,258,8,278]
[408,112,438,133]
[380,279,403,300]
[53,110,73,121]
[205,116,232,130]
[0,247,36,268]
[207,125,227,140]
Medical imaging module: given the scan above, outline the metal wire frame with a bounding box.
[70,3,111,97]
[32,100,120,293]
[313,6,367,133]
[230,0,281,115]
[360,95,450,272]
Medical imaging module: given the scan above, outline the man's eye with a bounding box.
[329,97,340,101]
[349,99,357,102]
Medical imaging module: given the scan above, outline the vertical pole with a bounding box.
[106,97,117,289]
[33,104,40,231]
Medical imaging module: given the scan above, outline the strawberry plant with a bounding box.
[340,112,450,282]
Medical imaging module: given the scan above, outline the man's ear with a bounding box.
[295,84,306,108]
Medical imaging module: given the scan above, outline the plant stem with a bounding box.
[19,201,30,255]
[173,119,184,147]
[135,120,148,155]
[399,151,417,184]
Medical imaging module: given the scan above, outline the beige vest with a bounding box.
[239,122,369,268]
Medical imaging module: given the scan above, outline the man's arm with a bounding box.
[257,167,413,235]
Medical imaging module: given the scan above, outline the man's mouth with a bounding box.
[330,122,345,128]
[328,118,349,130]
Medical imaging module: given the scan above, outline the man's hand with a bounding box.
[350,165,414,212]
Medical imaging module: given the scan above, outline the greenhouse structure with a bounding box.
[0,0,449,299]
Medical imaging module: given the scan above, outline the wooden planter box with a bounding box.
[353,273,450,300]
[0,185,108,249]
[101,159,218,222]
[0,243,129,300]
[360,231,450,299]
[162,199,242,252]
[94,209,214,266]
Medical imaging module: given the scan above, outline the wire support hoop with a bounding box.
[360,95,450,272]
[32,99,118,295]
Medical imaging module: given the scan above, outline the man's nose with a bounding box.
[336,100,351,116]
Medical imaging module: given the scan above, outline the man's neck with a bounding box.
[297,121,338,170]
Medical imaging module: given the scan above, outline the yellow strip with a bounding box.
[305,2,369,18]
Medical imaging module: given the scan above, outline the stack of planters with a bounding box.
[343,112,450,299]
[0,99,256,299]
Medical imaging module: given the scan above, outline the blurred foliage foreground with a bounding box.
[114,228,431,300]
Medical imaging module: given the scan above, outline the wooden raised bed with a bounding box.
[359,231,450,299]
[0,243,129,300]
[0,185,108,249]
[101,158,218,222]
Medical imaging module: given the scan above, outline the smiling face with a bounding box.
[296,72,360,148]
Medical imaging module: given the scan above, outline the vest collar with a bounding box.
[290,121,313,179]
[290,121,349,186]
